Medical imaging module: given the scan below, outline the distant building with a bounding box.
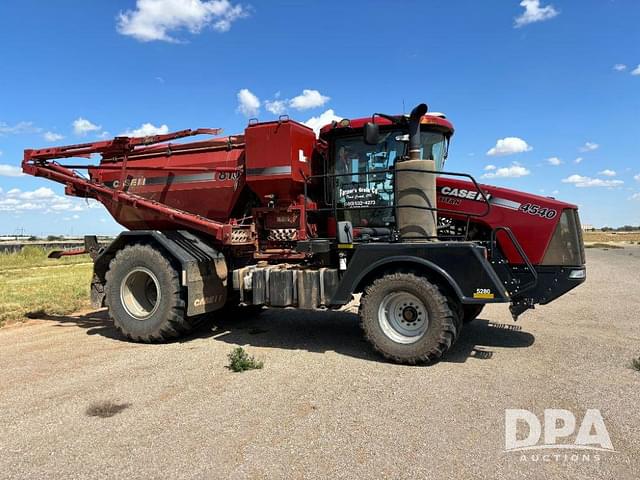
[581,224,594,231]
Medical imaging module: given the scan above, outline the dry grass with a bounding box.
[583,231,640,243]
[0,246,90,271]
[0,247,92,327]
[584,243,624,249]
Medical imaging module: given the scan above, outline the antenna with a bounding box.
[402,99,406,115]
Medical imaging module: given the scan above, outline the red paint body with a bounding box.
[436,177,575,264]
[244,120,315,201]
[95,140,246,229]
[22,115,578,265]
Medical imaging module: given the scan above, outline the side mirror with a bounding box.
[363,122,380,145]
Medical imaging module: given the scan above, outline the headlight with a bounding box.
[569,269,586,279]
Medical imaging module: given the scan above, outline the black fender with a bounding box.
[91,230,227,317]
[330,242,510,306]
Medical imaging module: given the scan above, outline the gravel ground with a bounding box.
[0,247,639,479]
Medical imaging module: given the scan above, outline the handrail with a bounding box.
[305,166,491,219]
[491,226,538,294]
[303,164,492,241]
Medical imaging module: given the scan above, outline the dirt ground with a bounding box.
[0,247,639,479]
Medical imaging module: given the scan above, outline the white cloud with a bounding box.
[574,157,583,164]
[486,137,532,156]
[117,0,248,42]
[632,65,640,76]
[630,193,640,201]
[613,64,627,72]
[598,169,616,177]
[0,187,95,213]
[0,164,24,177]
[0,199,20,208]
[0,121,40,136]
[265,99,287,115]
[634,173,640,182]
[43,131,64,142]
[73,118,101,136]
[304,109,343,136]
[547,156,562,166]
[289,89,330,110]
[120,123,169,137]
[15,202,41,211]
[15,187,56,200]
[50,202,83,212]
[579,141,599,152]
[514,0,559,28]
[481,164,531,179]
[484,164,497,171]
[562,174,623,188]
[236,88,260,117]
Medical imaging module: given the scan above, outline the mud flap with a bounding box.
[92,230,228,317]
[184,250,228,316]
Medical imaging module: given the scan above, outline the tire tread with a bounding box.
[105,244,191,342]
[359,272,457,364]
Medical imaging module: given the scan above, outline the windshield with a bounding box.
[334,129,448,176]
[331,128,448,228]
[419,131,448,170]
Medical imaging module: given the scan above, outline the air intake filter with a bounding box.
[396,159,437,241]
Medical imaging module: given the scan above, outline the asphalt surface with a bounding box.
[0,247,639,479]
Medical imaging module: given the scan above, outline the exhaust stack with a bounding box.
[408,103,428,161]
[396,103,438,241]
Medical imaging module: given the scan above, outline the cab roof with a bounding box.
[319,114,454,137]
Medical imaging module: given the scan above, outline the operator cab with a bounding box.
[318,114,454,229]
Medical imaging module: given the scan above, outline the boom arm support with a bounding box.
[22,129,254,245]
[23,128,223,162]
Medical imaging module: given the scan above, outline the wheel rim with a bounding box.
[378,292,429,344]
[120,267,161,320]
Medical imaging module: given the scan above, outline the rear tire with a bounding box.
[462,304,485,324]
[105,244,191,342]
[359,273,457,364]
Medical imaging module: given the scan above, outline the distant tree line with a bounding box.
[599,225,640,232]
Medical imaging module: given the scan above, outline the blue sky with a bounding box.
[0,0,638,235]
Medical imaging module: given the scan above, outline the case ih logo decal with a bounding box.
[193,294,225,307]
[439,187,558,221]
[439,186,491,202]
[104,171,241,189]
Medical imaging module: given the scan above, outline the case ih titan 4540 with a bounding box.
[22,104,586,364]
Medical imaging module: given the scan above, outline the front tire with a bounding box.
[359,273,457,364]
[105,244,192,342]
